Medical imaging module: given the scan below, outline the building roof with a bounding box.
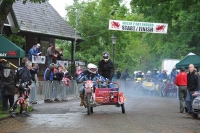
[12,1,82,41]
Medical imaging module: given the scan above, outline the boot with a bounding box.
[79,94,84,106]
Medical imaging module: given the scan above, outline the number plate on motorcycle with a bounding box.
[145,83,153,87]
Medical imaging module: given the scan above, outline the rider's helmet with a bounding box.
[87,63,97,74]
[153,68,157,72]
[147,71,151,74]
[102,52,110,62]
[138,70,142,75]
[163,70,167,74]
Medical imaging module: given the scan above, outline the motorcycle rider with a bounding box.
[76,63,106,106]
[135,70,143,78]
[146,71,152,82]
[170,67,178,84]
[98,52,114,81]
[157,70,168,81]
[151,68,158,79]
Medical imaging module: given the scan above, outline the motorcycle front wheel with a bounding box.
[87,94,91,115]
[161,86,167,97]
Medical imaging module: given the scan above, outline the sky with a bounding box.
[49,0,73,17]
[49,0,131,17]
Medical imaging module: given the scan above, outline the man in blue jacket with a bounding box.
[157,70,168,80]
[28,44,42,61]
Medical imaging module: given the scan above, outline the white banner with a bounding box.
[109,20,168,34]
[56,60,68,68]
[75,61,86,66]
[32,56,46,64]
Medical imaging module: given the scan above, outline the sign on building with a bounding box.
[109,20,168,34]
[56,60,68,68]
[32,56,46,64]
[75,61,86,66]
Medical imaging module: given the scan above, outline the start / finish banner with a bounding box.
[109,20,168,34]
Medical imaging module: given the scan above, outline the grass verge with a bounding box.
[0,100,33,119]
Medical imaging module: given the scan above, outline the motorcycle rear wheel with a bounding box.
[121,103,125,114]
[87,94,91,115]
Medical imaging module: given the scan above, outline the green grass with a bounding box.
[0,100,33,119]
[0,101,9,119]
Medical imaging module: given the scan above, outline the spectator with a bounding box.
[35,43,41,55]
[194,68,199,75]
[29,63,39,104]
[175,67,187,113]
[20,61,32,116]
[53,47,63,63]
[59,49,64,60]
[52,65,64,102]
[62,72,70,101]
[116,68,121,80]
[186,64,198,118]
[121,68,130,80]
[75,66,83,77]
[170,67,178,83]
[28,44,42,61]
[0,58,4,70]
[62,66,68,75]
[0,62,15,114]
[53,47,59,63]
[47,44,54,67]
[0,58,4,100]
[44,63,54,103]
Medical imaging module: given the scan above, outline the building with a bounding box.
[3,1,82,75]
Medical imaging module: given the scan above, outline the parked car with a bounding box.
[192,96,200,114]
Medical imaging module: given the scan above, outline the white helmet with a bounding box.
[147,71,151,74]
[87,63,97,74]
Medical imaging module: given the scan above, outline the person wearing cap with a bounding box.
[175,67,187,113]
[27,44,42,61]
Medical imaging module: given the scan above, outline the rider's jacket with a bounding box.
[157,73,168,80]
[135,74,143,78]
[98,59,114,81]
[151,72,158,80]
[76,70,106,85]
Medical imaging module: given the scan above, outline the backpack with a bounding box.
[15,67,24,83]
[44,68,53,81]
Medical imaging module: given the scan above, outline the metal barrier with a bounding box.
[29,80,82,102]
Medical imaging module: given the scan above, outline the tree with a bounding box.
[0,0,45,34]
[130,0,200,60]
[65,0,152,73]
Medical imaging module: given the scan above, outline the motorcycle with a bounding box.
[141,78,155,95]
[133,77,143,93]
[83,80,126,115]
[158,79,177,97]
